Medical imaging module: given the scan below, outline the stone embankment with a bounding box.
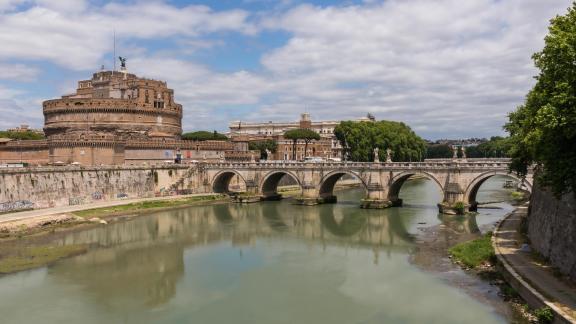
[493,204,576,323]
[527,187,576,280]
[0,165,191,213]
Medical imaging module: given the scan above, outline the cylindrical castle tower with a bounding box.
[43,70,183,140]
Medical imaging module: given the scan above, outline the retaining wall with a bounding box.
[528,185,576,280]
[0,165,190,213]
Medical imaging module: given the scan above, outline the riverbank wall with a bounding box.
[527,185,576,281]
[0,165,191,212]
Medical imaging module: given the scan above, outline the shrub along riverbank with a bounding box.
[448,228,554,323]
[449,232,495,268]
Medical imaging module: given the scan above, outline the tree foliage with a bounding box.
[466,137,512,158]
[248,140,278,159]
[426,144,452,159]
[0,131,44,140]
[284,128,320,160]
[426,137,512,159]
[181,130,228,141]
[505,4,576,195]
[334,121,426,162]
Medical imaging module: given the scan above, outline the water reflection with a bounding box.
[42,196,423,310]
[51,244,184,309]
[44,180,490,311]
[0,177,514,324]
[438,213,480,234]
[320,208,367,237]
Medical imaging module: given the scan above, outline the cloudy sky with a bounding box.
[0,0,571,139]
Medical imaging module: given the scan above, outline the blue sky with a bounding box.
[0,0,572,139]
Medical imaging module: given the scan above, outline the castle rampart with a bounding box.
[0,66,253,166]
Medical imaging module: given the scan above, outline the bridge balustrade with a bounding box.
[204,160,512,170]
[193,158,532,215]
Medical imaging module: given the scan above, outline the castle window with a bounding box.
[145,90,149,104]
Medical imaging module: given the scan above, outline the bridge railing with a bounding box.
[204,159,513,170]
[423,158,511,162]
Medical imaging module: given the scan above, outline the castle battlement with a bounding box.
[43,69,183,141]
[0,66,253,166]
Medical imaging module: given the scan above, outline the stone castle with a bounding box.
[0,67,251,165]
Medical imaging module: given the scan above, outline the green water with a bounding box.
[0,177,516,324]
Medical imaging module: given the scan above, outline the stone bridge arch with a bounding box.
[211,170,247,194]
[318,170,368,203]
[388,171,444,206]
[464,171,532,210]
[260,170,302,200]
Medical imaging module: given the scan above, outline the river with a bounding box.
[0,176,518,323]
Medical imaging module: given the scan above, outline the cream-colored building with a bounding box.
[228,113,373,160]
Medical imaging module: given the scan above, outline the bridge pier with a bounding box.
[360,183,393,209]
[231,179,261,203]
[294,184,324,205]
[437,182,470,215]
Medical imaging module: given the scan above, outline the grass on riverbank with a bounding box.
[449,233,495,268]
[0,244,87,274]
[73,194,227,218]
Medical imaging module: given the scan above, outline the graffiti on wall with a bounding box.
[92,191,104,200]
[69,197,85,206]
[0,200,34,213]
[155,188,192,197]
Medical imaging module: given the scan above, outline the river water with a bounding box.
[0,176,517,324]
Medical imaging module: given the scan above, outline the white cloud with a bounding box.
[0,0,23,12]
[32,0,87,12]
[127,56,272,130]
[0,85,22,98]
[0,1,255,70]
[249,0,572,138]
[0,85,42,128]
[0,62,39,81]
[0,0,573,138]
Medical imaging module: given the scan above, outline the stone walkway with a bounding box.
[493,205,576,323]
[0,193,222,225]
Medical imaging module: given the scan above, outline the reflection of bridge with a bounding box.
[48,201,484,310]
[48,201,418,309]
[174,158,533,213]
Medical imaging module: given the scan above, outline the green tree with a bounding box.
[284,128,320,160]
[465,137,512,158]
[284,129,300,160]
[300,129,320,158]
[426,144,452,159]
[181,130,228,141]
[334,120,426,162]
[0,131,44,140]
[506,3,576,196]
[248,140,278,159]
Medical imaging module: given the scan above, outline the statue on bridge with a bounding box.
[452,146,459,159]
[373,147,380,163]
[265,149,272,160]
[386,148,392,163]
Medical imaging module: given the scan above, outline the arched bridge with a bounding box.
[174,158,533,214]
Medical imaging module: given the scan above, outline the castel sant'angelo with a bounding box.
[0,62,251,165]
